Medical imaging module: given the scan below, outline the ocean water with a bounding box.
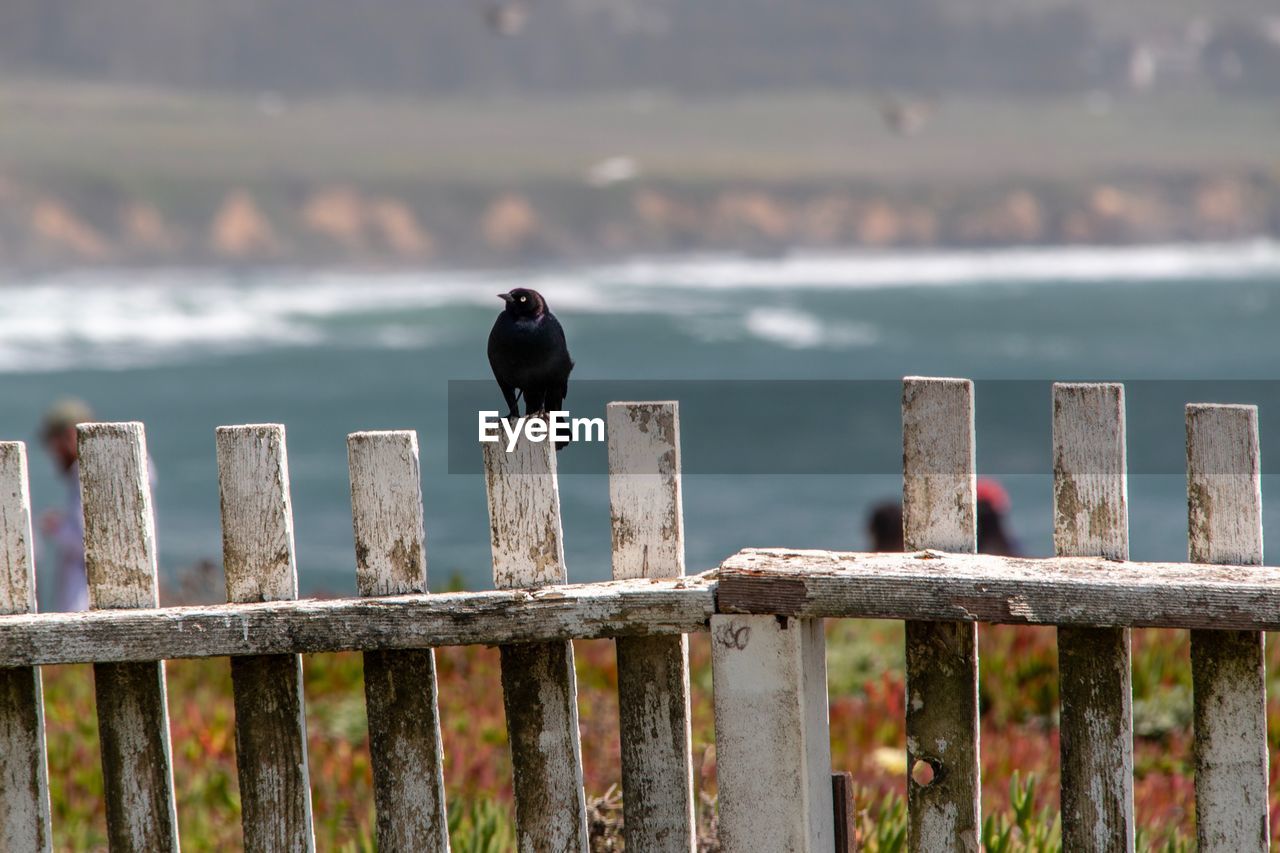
[2,240,1280,605]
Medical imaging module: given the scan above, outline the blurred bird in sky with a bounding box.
[484,0,528,36]
[878,96,934,136]
[488,288,575,447]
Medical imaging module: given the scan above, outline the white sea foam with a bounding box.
[743,308,880,349]
[0,240,1275,371]
[596,239,1280,290]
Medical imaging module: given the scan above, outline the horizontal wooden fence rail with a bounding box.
[9,548,1280,665]
[0,578,717,668]
[0,379,1274,852]
[715,549,1280,631]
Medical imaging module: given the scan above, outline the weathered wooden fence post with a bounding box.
[217,425,315,852]
[1053,383,1135,852]
[901,377,979,853]
[79,423,181,851]
[0,442,52,852]
[1186,404,1268,852]
[347,430,450,851]
[711,613,833,852]
[607,402,696,852]
[711,394,833,853]
[482,434,589,852]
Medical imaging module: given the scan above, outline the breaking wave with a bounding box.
[1,240,1276,372]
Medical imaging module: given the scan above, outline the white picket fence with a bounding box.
[0,379,1271,852]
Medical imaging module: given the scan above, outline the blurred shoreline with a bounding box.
[2,82,1277,270]
[2,170,1278,271]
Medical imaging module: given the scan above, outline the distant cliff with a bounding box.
[0,172,1276,269]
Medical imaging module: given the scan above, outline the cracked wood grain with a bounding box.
[607,402,695,853]
[902,377,979,853]
[716,548,1280,630]
[1186,404,1267,853]
[217,425,315,853]
[79,423,180,852]
[347,431,449,852]
[1053,383,1135,853]
[0,442,52,852]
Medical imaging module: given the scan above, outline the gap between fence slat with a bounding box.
[0,442,52,852]
[483,435,589,853]
[901,377,980,853]
[80,423,180,852]
[607,402,696,853]
[1052,382,1135,852]
[217,424,315,853]
[1186,404,1268,853]
[347,430,450,852]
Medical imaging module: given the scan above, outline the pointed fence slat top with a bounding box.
[78,423,160,609]
[348,431,427,596]
[0,443,36,615]
[217,424,298,602]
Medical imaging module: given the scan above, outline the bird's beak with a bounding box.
[498,292,514,303]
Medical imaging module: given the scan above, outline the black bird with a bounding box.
[488,288,574,445]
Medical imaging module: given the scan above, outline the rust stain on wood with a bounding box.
[714,574,807,616]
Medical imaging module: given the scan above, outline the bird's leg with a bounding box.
[499,383,521,421]
[524,388,547,419]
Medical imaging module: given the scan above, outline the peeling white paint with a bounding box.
[0,442,52,852]
[712,614,833,852]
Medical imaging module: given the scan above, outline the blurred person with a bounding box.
[867,501,905,551]
[38,399,94,612]
[865,479,1021,556]
[976,477,1022,557]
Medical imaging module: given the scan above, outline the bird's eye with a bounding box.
[519,296,527,302]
